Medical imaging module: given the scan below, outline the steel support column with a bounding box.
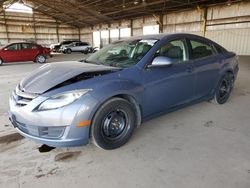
[201,7,208,37]
[32,11,37,42]
[3,9,9,43]
[56,21,60,42]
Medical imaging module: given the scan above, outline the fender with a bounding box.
[89,79,143,128]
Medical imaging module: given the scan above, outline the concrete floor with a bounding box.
[0,54,250,188]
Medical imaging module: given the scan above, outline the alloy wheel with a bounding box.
[37,55,45,63]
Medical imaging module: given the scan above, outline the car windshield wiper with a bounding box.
[81,59,110,67]
[81,59,122,69]
[80,59,97,64]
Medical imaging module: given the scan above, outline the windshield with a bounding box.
[68,43,75,47]
[85,39,158,68]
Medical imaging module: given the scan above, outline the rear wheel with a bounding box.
[35,54,46,64]
[213,73,234,104]
[0,58,3,66]
[91,98,136,150]
[82,48,89,54]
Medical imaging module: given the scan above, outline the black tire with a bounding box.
[35,54,46,64]
[66,48,72,54]
[91,98,136,150]
[213,73,234,104]
[0,57,3,66]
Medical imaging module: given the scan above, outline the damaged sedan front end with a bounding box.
[9,61,121,147]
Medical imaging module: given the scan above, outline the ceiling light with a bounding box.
[122,0,126,8]
[134,0,139,5]
[227,0,232,6]
[5,2,33,14]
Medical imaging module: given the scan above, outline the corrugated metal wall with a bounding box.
[0,11,79,46]
[160,2,250,55]
[206,28,250,55]
[89,1,250,55]
[205,2,250,55]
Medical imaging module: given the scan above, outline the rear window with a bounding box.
[21,43,31,49]
[62,41,78,45]
[32,44,39,49]
[213,44,227,54]
[62,41,72,45]
[81,42,89,46]
[190,39,214,59]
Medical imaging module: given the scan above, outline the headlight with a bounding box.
[37,89,91,111]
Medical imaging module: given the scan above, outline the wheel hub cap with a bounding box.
[38,56,45,62]
[103,110,126,139]
[219,78,232,99]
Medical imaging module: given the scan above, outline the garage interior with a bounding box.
[0,0,250,187]
[0,0,249,54]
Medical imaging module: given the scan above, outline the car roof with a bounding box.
[119,33,210,42]
[62,40,79,42]
[5,42,37,46]
[70,41,88,44]
[7,42,35,44]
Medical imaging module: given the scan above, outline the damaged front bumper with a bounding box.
[8,89,99,147]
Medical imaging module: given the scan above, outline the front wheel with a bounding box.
[0,58,3,66]
[35,54,46,64]
[66,48,72,54]
[91,98,136,150]
[213,73,234,104]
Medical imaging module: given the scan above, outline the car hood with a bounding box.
[20,61,118,94]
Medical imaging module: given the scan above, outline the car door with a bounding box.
[19,43,38,61]
[187,38,221,99]
[1,43,21,62]
[71,42,80,51]
[28,44,40,61]
[142,38,196,117]
[79,42,89,51]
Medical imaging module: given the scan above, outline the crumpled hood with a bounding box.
[20,61,118,94]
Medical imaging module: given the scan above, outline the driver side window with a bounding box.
[156,39,188,64]
[7,44,19,51]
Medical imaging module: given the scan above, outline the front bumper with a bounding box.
[58,48,66,53]
[9,92,99,147]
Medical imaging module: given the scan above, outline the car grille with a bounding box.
[12,85,38,106]
[14,120,65,139]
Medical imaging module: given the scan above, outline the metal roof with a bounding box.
[0,0,244,27]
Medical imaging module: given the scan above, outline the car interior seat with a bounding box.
[193,46,212,58]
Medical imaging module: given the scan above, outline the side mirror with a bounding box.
[3,48,8,51]
[147,56,173,68]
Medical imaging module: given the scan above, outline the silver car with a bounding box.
[60,42,90,54]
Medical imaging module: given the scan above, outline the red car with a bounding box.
[0,42,51,65]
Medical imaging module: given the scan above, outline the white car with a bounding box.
[60,42,90,54]
[50,40,80,52]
